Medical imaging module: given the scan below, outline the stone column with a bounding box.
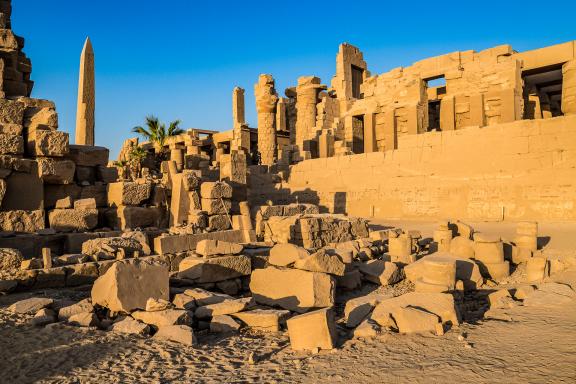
[276,97,286,131]
[254,74,278,165]
[75,37,95,146]
[170,143,184,172]
[562,60,576,115]
[295,76,326,155]
[232,87,246,151]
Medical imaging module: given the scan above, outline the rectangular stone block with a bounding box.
[0,133,24,155]
[2,166,43,211]
[286,308,337,351]
[178,255,251,283]
[44,184,82,209]
[66,145,109,166]
[27,130,69,157]
[0,210,44,232]
[48,208,98,232]
[107,181,152,206]
[250,266,335,313]
[201,198,231,215]
[153,230,247,255]
[37,158,75,184]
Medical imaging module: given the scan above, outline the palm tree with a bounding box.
[132,115,184,154]
[128,145,147,179]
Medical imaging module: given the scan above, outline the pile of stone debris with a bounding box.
[2,215,576,353]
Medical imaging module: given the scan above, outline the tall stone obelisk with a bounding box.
[75,37,95,146]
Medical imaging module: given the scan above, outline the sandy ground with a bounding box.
[0,220,575,383]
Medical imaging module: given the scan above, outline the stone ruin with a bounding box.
[1,0,576,356]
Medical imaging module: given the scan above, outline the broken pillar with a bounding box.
[254,74,278,165]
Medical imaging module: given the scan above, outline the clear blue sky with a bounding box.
[14,0,575,158]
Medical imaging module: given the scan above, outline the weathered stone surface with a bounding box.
[293,249,345,276]
[392,306,444,335]
[250,266,335,313]
[371,292,460,327]
[200,181,232,199]
[196,239,243,258]
[178,255,251,283]
[268,243,309,267]
[91,260,169,313]
[182,288,233,306]
[195,297,253,319]
[2,166,44,212]
[107,182,152,206]
[523,283,576,307]
[287,308,337,351]
[182,170,201,191]
[55,196,73,209]
[9,297,54,314]
[344,293,393,328]
[106,206,161,230]
[44,184,82,209]
[0,133,23,154]
[48,208,98,232]
[145,298,173,312]
[37,158,75,184]
[232,309,290,332]
[68,312,99,327]
[27,130,69,157]
[201,198,231,215]
[132,309,192,328]
[172,293,197,311]
[58,299,94,321]
[359,260,403,285]
[154,324,195,345]
[110,317,150,335]
[353,318,381,339]
[0,99,25,125]
[82,236,145,259]
[207,214,231,231]
[73,198,96,209]
[0,279,17,293]
[210,314,241,333]
[66,145,109,166]
[154,230,247,254]
[31,308,57,326]
[0,248,23,271]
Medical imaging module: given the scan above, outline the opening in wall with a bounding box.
[428,100,441,131]
[352,115,364,154]
[351,65,364,99]
[522,64,564,119]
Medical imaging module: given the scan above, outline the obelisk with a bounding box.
[75,37,95,146]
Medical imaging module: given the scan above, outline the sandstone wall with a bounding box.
[285,115,576,221]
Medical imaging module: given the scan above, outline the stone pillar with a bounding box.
[75,37,95,146]
[295,76,326,155]
[232,87,246,151]
[276,97,286,131]
[254,74,278,166]
[170,144,184,172]
[383,108,397,151]
[562,60,576,115]
[364,113,377,152]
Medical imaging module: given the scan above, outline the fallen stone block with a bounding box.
[154,230,247,254]
[200,181,232,199]
[336,269,363,291]
[231,309,290,332]
[110,317,150,335]
[404,254,458,293]
[68,312,99,327]
[182,288,233,306]
[268,243,309,267]
[196,239,243,258]
[344,293,393,328]
[9,297,54,314]
[513,284,536,300]
[65,262,99,286]
[58,298,94,321]
[82,236,146,260]
[107,181,152,206]
[132,309,192,328]
[293,249,345,276]
[359,260,403,286]
[145,298,173,312]
[353,318,381,339]
[178,255,251,283]
[31,308,57,326]
[91,260,169,313]
[153,324,195,345]
[392,306,444,335]
[449,236,475,259]
[287,308,337,351]
[371,292,460,327]
[487,289,514,309]
[250,266,335,313]
[172,293,197,311]
[210,314,241,333]
[195,297,254,319]
[523,282,576,307]
[48,208,98,232]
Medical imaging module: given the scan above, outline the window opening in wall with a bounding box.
[352,115,364,154]
[351,65,364,99]
[522,64,564,119]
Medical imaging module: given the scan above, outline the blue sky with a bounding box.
[14,0,575,158]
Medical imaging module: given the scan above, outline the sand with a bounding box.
[0,220,575,383]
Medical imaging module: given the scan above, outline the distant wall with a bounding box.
[286,115,576,221]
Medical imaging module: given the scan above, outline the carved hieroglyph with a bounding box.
[254,74,278,165]
[75,37,95,146]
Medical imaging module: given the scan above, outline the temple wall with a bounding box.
[286,115,576,221]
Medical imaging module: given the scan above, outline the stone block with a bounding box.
[207,214,231,231]
[96,165,118,183]
[2,166,43,211]
[9,297,54,314]
[344,293,393,328]
[178,255,251,283]
[200,181,232,199]
[201,198,231,215]
[44,184,82,209]
[195,297,253,319]
[287,308,337,351]
[73,198,97,209]
[37,158,75,184]
[268,243,309,267]
[91,260,169,313]
[110,317,150,335]
[210,315,241,333]
[0,133,24,154]
[153,230,247,254]
[392,306,444,335]
[293,248,345,276]
[153,324,195,345]
[106,206,161,230]
[80,185,107,207]
[0,210,44,232]
[250,266,335,313]
[66,145,109,166]
[183,288,233,306]
[48,209,98,232]
[132,309,192,328]
[359,260,403,285]
[57,299,94,321]
[27,130,68,157]
[0,99,25,125]
[196,239,243,258]
[67,312,99,327]
[107,181,151,206]
[74,165,96,184]
[231,309,290,332]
